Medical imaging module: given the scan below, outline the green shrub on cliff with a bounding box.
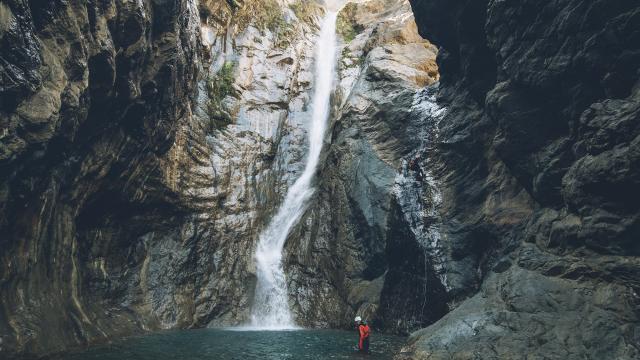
[290,0,316,24]
[278,0,321,48]
[337,3,363,43]
[341,47,364,68]
[234,0,299,49]
[275,24,295,49]
[206,61,236,130]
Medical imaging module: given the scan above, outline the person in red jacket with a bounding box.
[355,316,370,354]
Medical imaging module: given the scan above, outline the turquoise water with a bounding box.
[56,329,405,360]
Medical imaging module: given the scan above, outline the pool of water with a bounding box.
[55,329,406,360]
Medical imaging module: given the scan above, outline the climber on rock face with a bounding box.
[354,316,370,354]
[408,156,424,181]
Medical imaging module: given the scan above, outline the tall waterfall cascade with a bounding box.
[249,8,339,329]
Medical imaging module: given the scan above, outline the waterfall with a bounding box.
[249,9,338,329]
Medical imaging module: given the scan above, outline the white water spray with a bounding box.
[250,9,339,329]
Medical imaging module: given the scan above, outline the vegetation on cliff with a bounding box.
[199,0,288,47]
[235,0,285,34]
[336,3,364,42]
[199,0,322,50]
[290,0,318,24]
[206,61,236,130]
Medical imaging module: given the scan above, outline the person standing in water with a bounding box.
[354,316,370,354]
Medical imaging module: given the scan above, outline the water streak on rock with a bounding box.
[393,86,448,289]
[250,9,338,329]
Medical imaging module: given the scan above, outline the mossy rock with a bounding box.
[235,0,285,34]
[341,47,364,69]
[290,0,318,24]
[337,2,364,43]
[205,61,237,131]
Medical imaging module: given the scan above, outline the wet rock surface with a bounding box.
[397,0,640,358]
[3,0,638,358]
[1,0,439,356]
[284,0,443,333]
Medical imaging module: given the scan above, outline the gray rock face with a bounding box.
[0,0,202,357]
[1,0,442,357]
[397,0,640,358]
[7,0,636,358]
[190,0,327,327]
[0,0,337,355]
[284,0,443,333]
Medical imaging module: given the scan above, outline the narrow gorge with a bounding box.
[0,0,638,359]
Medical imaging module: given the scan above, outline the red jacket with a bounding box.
[358,324,370,349]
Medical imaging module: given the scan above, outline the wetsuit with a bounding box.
[358,323,370,353]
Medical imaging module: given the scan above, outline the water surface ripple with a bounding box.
[56,329,405,360]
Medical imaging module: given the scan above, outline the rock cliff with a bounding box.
[397,0,640,358]
[3,0,637,358]
[1,0,201,356]
[0,0,330,356]
[284,0,444,332]
[0,0,441,357]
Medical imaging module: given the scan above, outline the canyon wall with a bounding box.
[4,0,636,358]
[1,0,202,356]
[0,0,328,356]
[397,0,640,358]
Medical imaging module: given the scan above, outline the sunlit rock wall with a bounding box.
[0,0,200,356]
[0,0,450,357]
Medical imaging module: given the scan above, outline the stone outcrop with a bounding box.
[396,0,640,358]
[189,0,326,327]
